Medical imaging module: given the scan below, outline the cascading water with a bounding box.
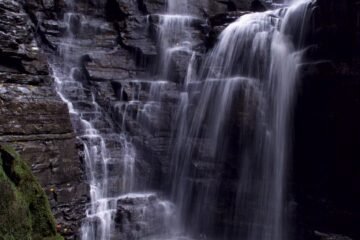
[168,0,312,239]
[167,0,188,14]
[156,14,198,79]
[50,3,155,240]
[53,0,195,239]
[233,2,312,239]
[50,0,313,239]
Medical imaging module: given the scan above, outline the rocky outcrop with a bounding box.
[1,0,358,239]
[0,0,87,238]
[0,145,63,240]
[23,0,360,239]
[18,0,263,193]
[315,231,353,240]
[293,1,360,240]
[294,60,360,240]
[113,193,176,240]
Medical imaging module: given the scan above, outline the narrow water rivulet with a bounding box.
[52,0,312,239]
[51,2,176,240]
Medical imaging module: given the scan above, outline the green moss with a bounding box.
[43,234,65,240]
[0,145,64,240]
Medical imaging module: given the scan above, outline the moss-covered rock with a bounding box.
[0,145,63,240]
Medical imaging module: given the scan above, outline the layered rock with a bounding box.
[0,145,63,240]
[315,231,353,240]
[25,0,360,239]
[0,0,87,238]
[113,193,177,239]
[293,1,359,240]
[1,0,358,239]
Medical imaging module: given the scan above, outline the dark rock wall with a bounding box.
[293,0,360,239]
[0,145,64,240]
[18,1,259,238]
[0,0,358,239]
[0,0,87,238]
[22,0,257,196]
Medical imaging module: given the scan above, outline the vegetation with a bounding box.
[0,145,63,240]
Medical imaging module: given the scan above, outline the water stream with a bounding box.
[168,0,312,239]
[52,0,312,239]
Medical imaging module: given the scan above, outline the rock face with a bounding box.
[0,0,87,238]
[113,193,177,240]
[18,0,260,238]
[0,0,358,239]
[0,145,63,240]
[293,1,360,240]
[315,231,353,240]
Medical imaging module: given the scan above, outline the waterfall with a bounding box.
[156,14,198,79]
[51,4,140,240]
[168,0,312,239]
[51,0,195,239]
[50,0,313,239]
[234,2,312,239]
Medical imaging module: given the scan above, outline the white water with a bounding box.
[54,66,139,239]
[50,8,154,240]
[168,0,312,239]
[52,0,312,239]
[53,0,195,239]
[167,0,189,14]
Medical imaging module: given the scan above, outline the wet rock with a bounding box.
[209,11,251,26]
[13,0,359,239]
[0,145,63,240]
[207,11,252,47]
[142,0,166,14]
[298,61,336,81]
[0,1,87,238]
[169,50,194,82]
[120,15,158,57]
[294,60,360,240]
[315,231,353,240]
[182,0,228,16]
[250,0,267,12]
[83,49,141,82]
[114,193,176,239]
[109,0,158,57]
